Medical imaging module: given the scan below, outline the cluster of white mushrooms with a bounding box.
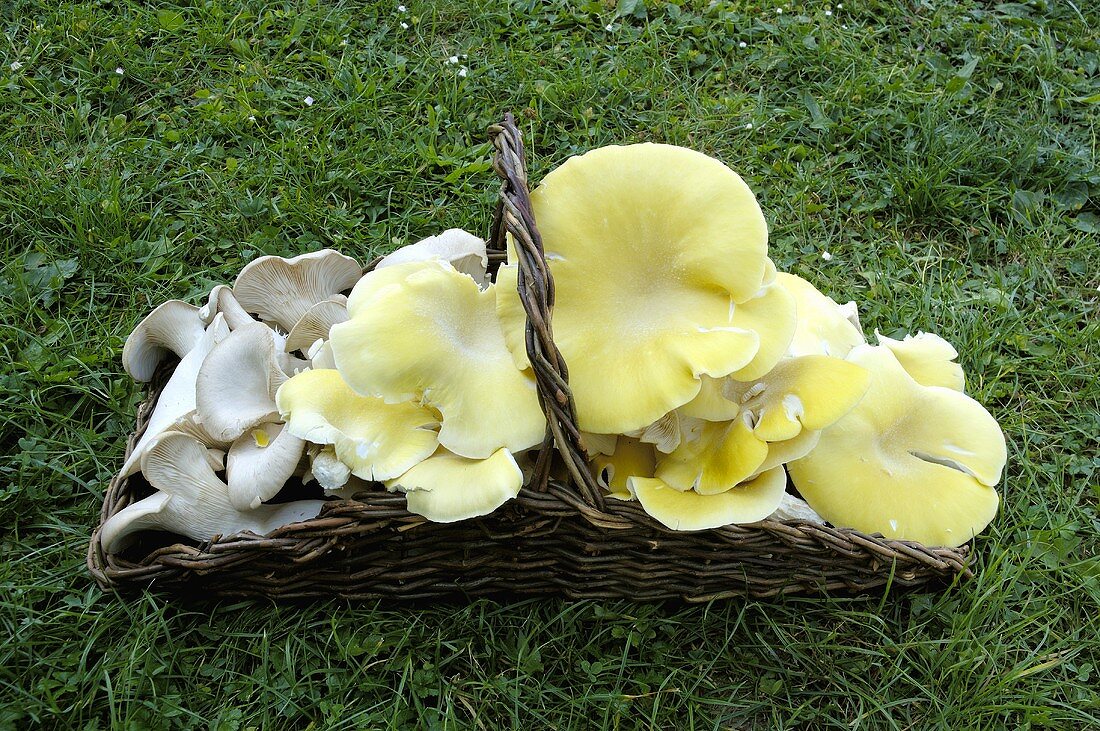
[104,143,1007,554]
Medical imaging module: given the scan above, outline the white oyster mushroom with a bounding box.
[200,284,310,373]
[195,322,290,442]
[285,296,349,354]
[198,285,255,329]
[233,250,362,332]
[304,444,352,493]
[100,432,325,553]
[122,300,207,382]
[376,229,489,287]
[307,339,337,370]
[767,493,825,523]
[119,314,231,477]
[226,423,306,510]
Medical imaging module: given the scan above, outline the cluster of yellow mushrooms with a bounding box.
[103,143,1007,554]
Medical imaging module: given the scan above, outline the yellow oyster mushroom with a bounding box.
[275,368,440,481]
[876,330,965,391]
[496,143,770,434]
[628,467,788,531]
[787,344,1006,547]
[748,429,823,478]
[332,262,546,460]
[725,355,871,443]
[678,375,742,422]
[344,260,445,318]
[727,277,798,382]
[776,273,865,358]
[589,437,657,499]
[654,417,768,495]
[386,447,523,523]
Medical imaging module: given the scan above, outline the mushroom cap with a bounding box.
[787,344,1005,547]
[748,428,822,478]
[725,276,798,382]
[875,330,965,391]
[276,368,440,481]
[725,355,871,442]
[99,491,174,554]
[119,314,231,477]
[495,143,770,434]
[581,432,618,457]
[285,296,349,354]
[589,436,657,499]
[226,423,306,510]
[775,273,865,358]
[233,249,362,332]
[677,375,742,422]
[122,300,207,382]
[377,229,489,287]
[386,447,523,523]
[195,322,288,443]
[654,417,768,495]
[331,261,546,459]
[628,467,788,531]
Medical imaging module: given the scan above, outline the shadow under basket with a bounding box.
[87,115,976,601]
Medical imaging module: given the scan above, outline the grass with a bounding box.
[1,0,1098,727]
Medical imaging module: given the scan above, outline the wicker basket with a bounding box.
[87,114,975,600]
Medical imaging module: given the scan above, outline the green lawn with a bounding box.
[2,0,1098,727]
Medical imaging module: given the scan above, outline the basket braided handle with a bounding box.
[488,114,605,509]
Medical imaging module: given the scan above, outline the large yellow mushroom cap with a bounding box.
[496,143,771,434]
[629,467,787,531]
[787,344,1005,547]
[386,447,523,523]
[331,262,546,460]
[876,330,965,391]
[275,368,440,481]
[776,273,865,358]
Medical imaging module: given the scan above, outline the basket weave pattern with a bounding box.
[87,115,974,600]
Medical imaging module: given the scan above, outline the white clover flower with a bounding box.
[458,66,468,78]
[398,4,407,11]
[739,41,748,48]
[825,10,833,16]
[745,122,754,130]
[115,66,125,75]
[821,251,833,261]
[10,61,22,71]
[448,55,459,64]
[605,23,614,31]
[248,115,257,122]
[400,21,409,29]
[776,7,783,13]
[304,96,315,106]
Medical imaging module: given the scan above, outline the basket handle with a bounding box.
[488,114,605,510]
